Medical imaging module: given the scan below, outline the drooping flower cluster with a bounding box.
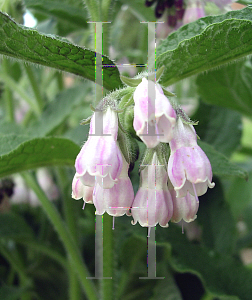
[72,74,215,231]
[72,105,134,218]
[74,106,123,189]
[168,117,215,199]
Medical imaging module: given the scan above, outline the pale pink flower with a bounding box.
[72,173,93,204]
[168,118,215,198]
[133,78,176,148]
[131,153,173,228]
[170,187,199,223]
[93,154,134,216]
[75,107,123,189]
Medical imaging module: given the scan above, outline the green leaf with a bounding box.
[119,235,147,273]
[199,141,248,179]
[64,124,90,147]
[157,7,252,86]
[197,179,236,255]
[226,162,252,219]
[120,66,169,88]
[156,226,252,300]
[0,135,32,155]
[237,204,252,249]
[150,270,183,300]
[28,84,91,137]
[0,286,25,300]
[196,59,252,117]
[216,296,240,300]
[0,12,122,91]
[0,135,79,178]
[0,121,25,136]
[0,213,34,240]
[24,0,88,28]
[193,102,242,157]
[237,1,252,4]
[118,0,156,22]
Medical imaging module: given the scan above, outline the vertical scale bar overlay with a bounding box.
[86,22,112,280]
[140,22,164,280]
[147,22,156,137]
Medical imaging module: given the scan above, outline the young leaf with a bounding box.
[0,12,122,91]
[120,75,142,87]
[157,7,252,86]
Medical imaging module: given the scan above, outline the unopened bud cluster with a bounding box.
[72,72,215,230]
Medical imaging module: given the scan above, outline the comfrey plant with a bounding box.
[1,1,252,298]
[72,67,215,231]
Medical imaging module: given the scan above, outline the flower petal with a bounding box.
[171,191,199,223]
[75,137,123,188]
[94,177,134,216]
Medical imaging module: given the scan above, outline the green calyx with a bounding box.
[120,75,142,88]
[140,143,170,172]
[175,106,198,126]
[120,65,167,88]
[117,127,139,165]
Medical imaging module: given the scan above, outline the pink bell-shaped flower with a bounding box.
[131,152,173,228]
[168,118,215,199]
[169,186,199,223]
[93,154,134,216]
[72,173,94,204]
[133,78,176,148]
[75,107,123,189]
